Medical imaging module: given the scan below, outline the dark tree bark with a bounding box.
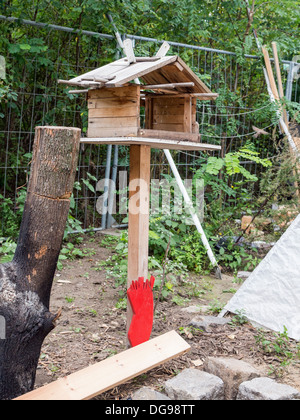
[0,126,81,400]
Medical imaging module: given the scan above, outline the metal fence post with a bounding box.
[101,145,112,230]
[107,145,119,229]
[286,62,295,102]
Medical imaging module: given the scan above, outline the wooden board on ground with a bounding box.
[80,136,221,151]
[15,331,191,401]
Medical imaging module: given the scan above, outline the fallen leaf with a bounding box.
[227,334,236,340]
[191,359,203,367]
[183,328,193,339]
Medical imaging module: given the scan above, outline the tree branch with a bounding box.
[225,9,243,43]
[244,0,256,41]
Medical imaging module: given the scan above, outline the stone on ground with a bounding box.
[203,357,261,400]
[237,377,300,400]
[189,315,230,332]
[165,368,225,400]
[131,387,171,400]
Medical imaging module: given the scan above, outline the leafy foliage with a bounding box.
[1,0,300,276]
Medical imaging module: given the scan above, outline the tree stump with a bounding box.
[0,126,81,400]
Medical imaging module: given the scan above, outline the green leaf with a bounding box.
[149,230,160,240]
[8,44,20,53]
[19,44,31,51]
[82,178,95,193]
[205,157,225,175]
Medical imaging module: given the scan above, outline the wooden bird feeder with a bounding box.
[59,41,221,347]
[59,44,220,152]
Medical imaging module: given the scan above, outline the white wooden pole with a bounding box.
[163,149,222,279]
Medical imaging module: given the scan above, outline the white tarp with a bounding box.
[222,214,300,341]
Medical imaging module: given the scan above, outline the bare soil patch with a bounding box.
[34,233,300,399]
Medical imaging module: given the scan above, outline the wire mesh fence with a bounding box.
[0,16,299,234]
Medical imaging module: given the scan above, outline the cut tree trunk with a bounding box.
[0,126,81,400]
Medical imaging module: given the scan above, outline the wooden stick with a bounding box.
[271,42,288,125]
[123,38,136,64]
[141,82,195,90]
[146,89,179,95]
[146,93,219,99]
[58,79,102,88]
[156,41,171,58]
[192,93,219,98]
[261,47,280,101]
[80,77,108,83]
[136,57,161,62]
[69,89,89,94]
[271,42,285,99]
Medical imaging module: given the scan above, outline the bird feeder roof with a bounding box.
[67,55,213,95]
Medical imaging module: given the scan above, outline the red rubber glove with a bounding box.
[127,276,155,347]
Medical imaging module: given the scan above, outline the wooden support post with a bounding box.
[0,126,81,400]
[262,47,280,101]
[271,42,288,125]
[127,145,151,343]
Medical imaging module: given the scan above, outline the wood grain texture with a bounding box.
[80,136,221,151]
[127,145,151,344]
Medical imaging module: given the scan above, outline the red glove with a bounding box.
[127,276,155,347]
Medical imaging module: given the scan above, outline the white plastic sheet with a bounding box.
[223,214,300,341]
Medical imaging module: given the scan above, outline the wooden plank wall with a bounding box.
[152,97,184,132]
[147,96,197,134]
[88,86,140,138]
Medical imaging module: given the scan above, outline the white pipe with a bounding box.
[163,149,222,278]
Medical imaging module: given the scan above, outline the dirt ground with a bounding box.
[34,232,300,399]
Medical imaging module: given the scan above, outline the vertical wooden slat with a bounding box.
[127,145,151,344]
[183,96,192,133]
[271,42,288,125]
[145,97,153,129]
[262,47,280,101]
